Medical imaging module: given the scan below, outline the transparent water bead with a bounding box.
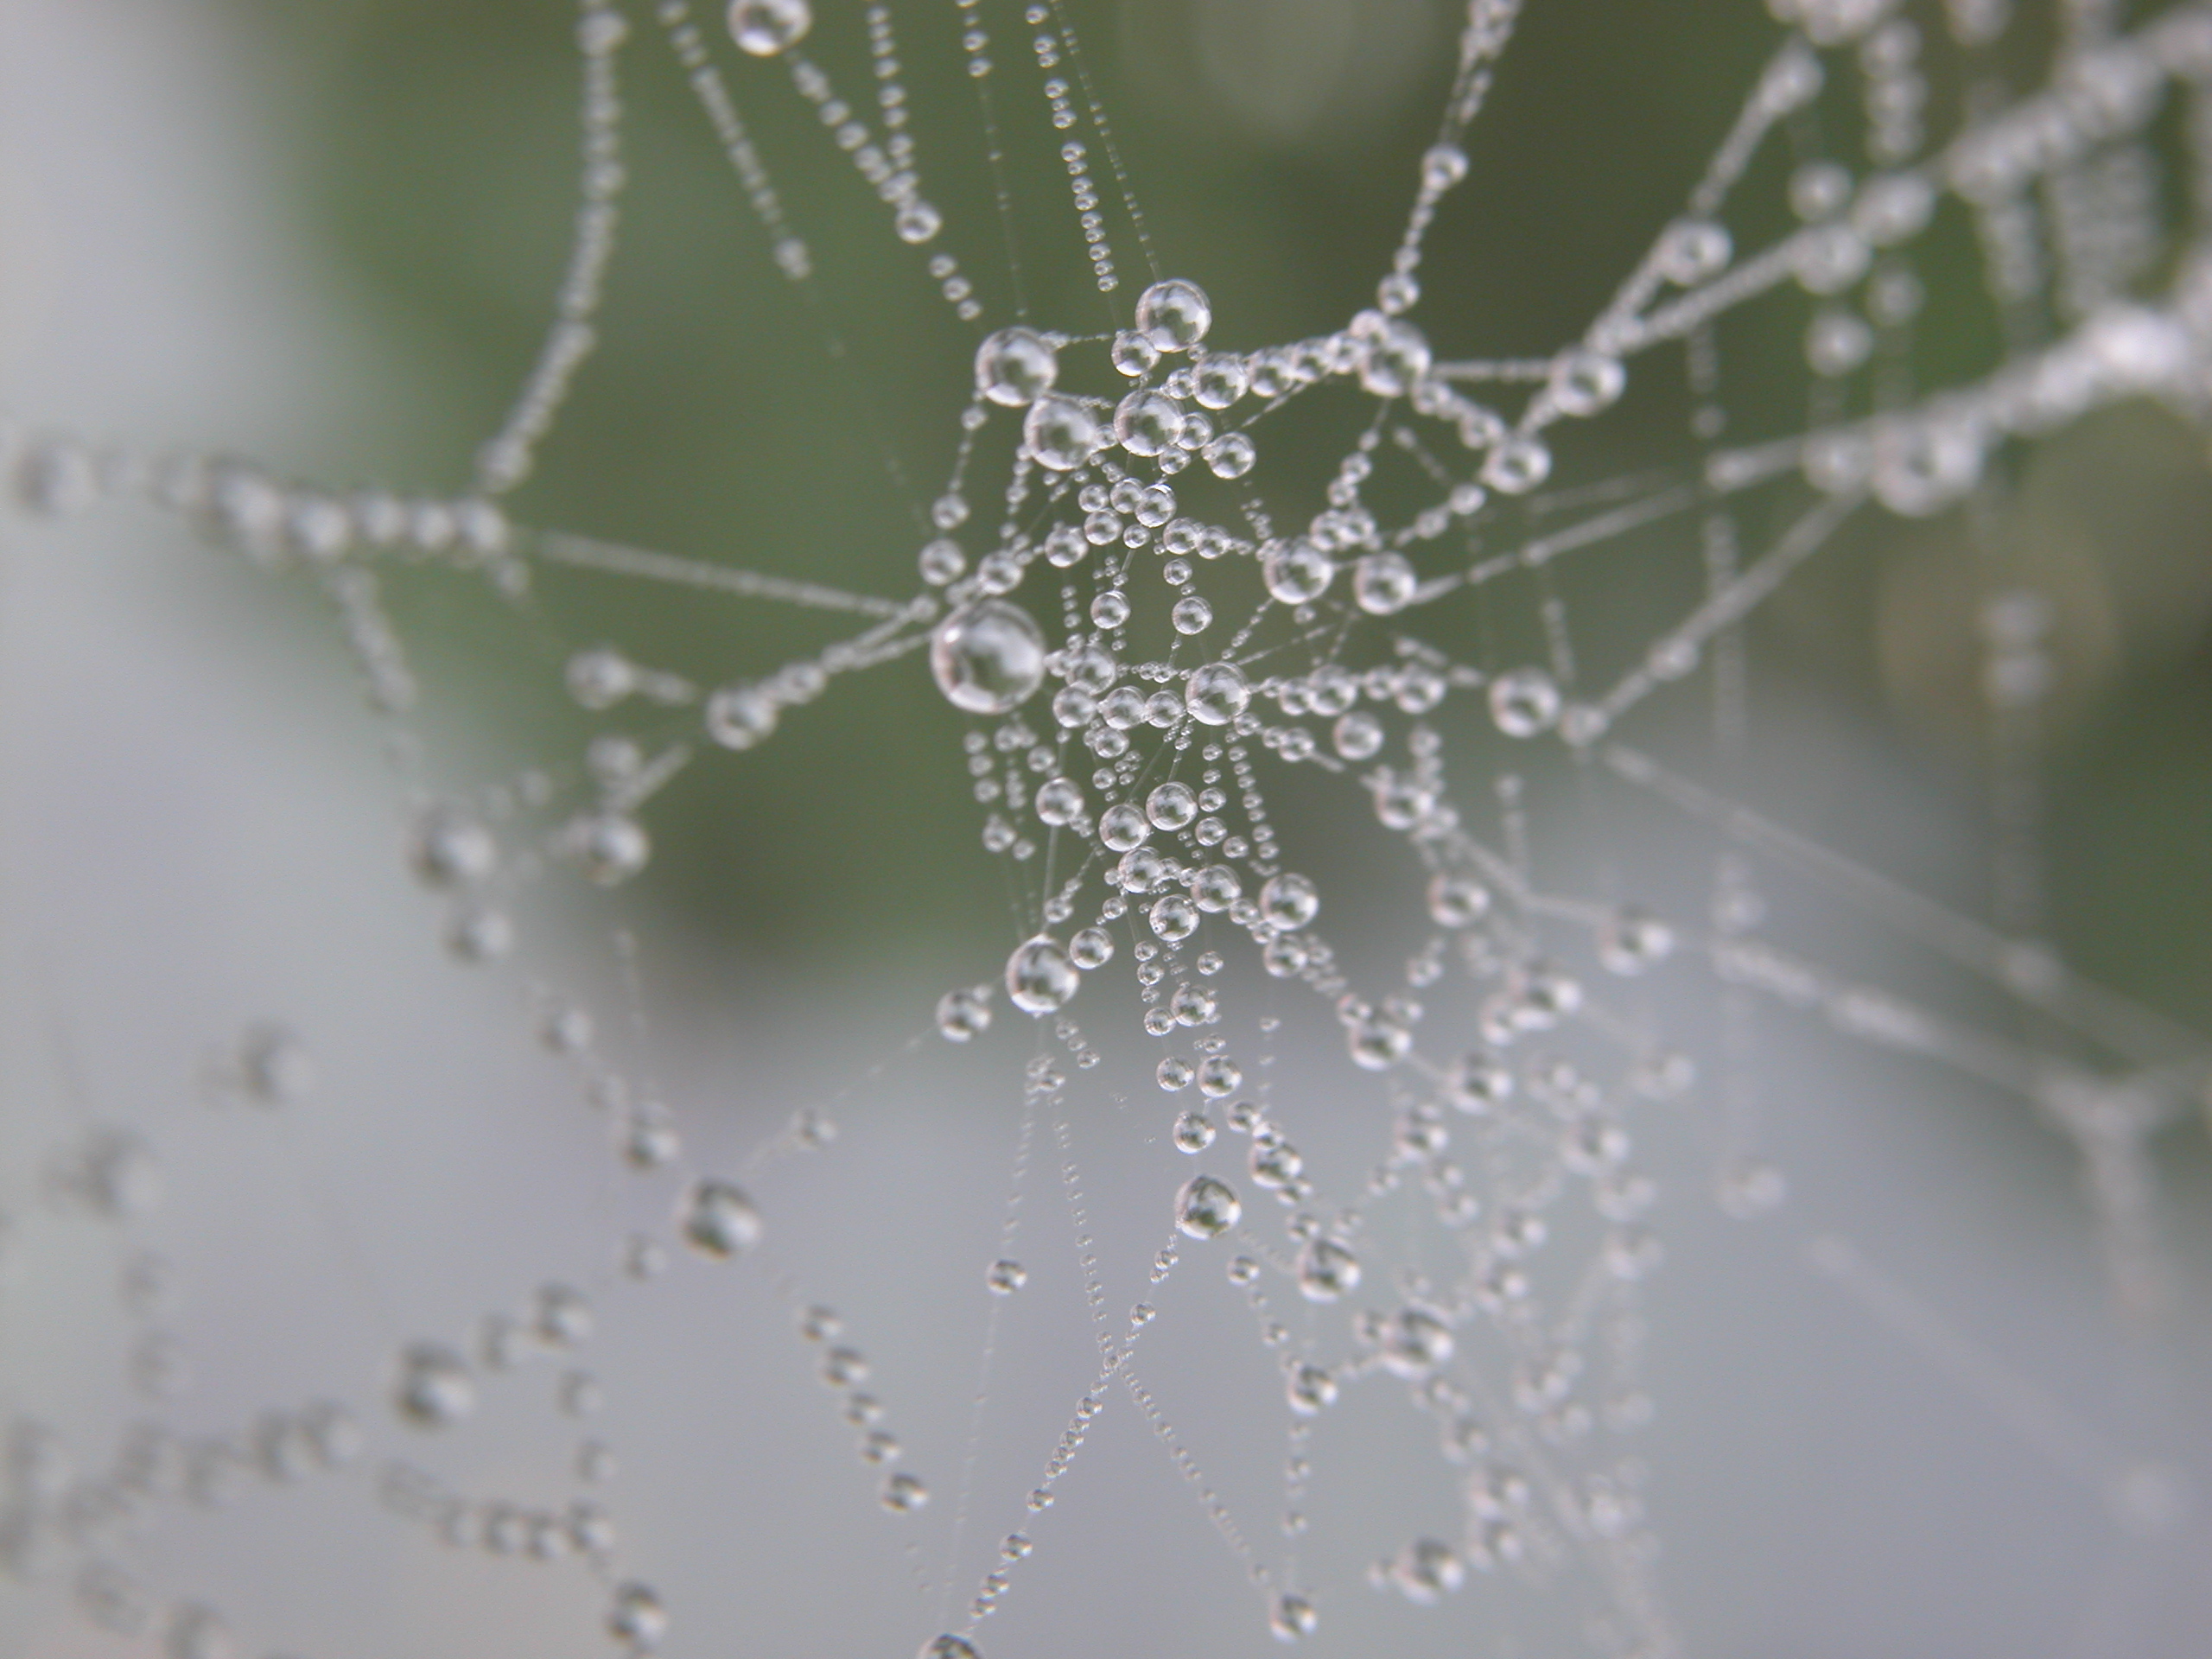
[1022,395,1101,471]
[1660,217,1732,283]
[1069,927,1114,969]
[238,1023,315,1104]
[1114,391,1184,457]
[1111,329,1160,377]
[920,1638,979,1659]
[1143,785,1197,832]
[1192,354,1248,408]
[1099,803,1150,850]
[1259,872,1320,929]
[881,1472,929,1511]
[608,1581,668,1647]
[1262,538,1333,604]
[1034,777,1084,825]
[1378,1307,1457,1380]
[1185,662,1249,726]
[1598,909,1675,974]
[1175,1173,1242,1239]
[893,199,944,245]
[1287,1364,1338,1416]
[1352,312,1433,397]
[1006,936,1079,1014]
[986,1259,1027,1294]
[919,539,965,585]
[1135,277,1211,352]
[1270,1594,1319,1642]
[1480,436,1551,494]
[1203,432,1255,479]
[705,683,777,750]
[975,327,1057,407]
[1389,1539,1465,1603]
[937,986,992,1041]
[395,1344,474,1427]
[1548,349,1624,416]
[931,600,1046,715]
[1487,666,1561,737]
[1352,551,1418,614]
[683,1180,765,1258]
[1421,142,1469,190]
[1427,873,1490,928]
[410,806,496,889]
[726,0,810,54]
[1296,1238,1362,1302]
[576,813,650,885]
[1149,894,1199,943]
[1173,1110,1216,1153]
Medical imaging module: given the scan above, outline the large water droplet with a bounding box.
[1006,937,1079,1014]
[937,986,992,1041]
[1135,278,1211,352]
[396,1344,474,1427]
[1185,662,1249,727]
[1262,539,1334,605]
[976,327,1057,407]
[1175,1174,1242,1239]
[726,0,810,55]
[683,1180,765,1257]
[1296,1239,1362,1302]
[931,601,1046,715]
[608,1580,668,1646]
[1023,396,1101,471]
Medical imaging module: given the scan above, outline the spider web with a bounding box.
[3,1,2212,1656]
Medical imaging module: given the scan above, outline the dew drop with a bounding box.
[1287,1364,1338,1416]
[986,1259,1027,1294]
[607,1580,668,1647]
[931,601,1047,715]
[409,807,496,889]
[1262,538,1334,605]
[705,683,779,750]
[1487,666,1560,737]
[1270,1594,1319,1642]
[937,986,993,1042]
[1389,1539,1465,1603]
[1135,278,1211,352]
[1203,432,1256,479]
[575,813,650,886]
[1148,894,1198,943]
[683,1180,765,1258]
[1185,662,1249,726]
[881,1471,930,1511]
[1258,872,1320,929]
[1175,1173,1242,1239]
[1114,391,1185,457]
[893,199,943,245]
[726,0,810,54]
[977,327,1061,409]
[1352,551,1418,614]
[1069,927,1115,970]
[1022,396,1101,471]
[1296,1238,1362,1302]
[1427,873,1491,928]
[1173,1110,1217,1153]
[1006,936,1080,1014]
[395,1344,474,1427]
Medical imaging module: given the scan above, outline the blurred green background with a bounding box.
[210,0,2210,1029]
